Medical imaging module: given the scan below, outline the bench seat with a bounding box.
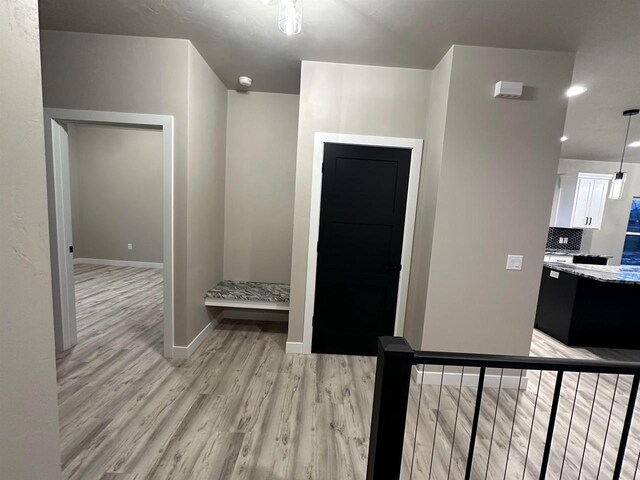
[205,280,290,311]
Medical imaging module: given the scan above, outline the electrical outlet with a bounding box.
[128,243,133,250]
[506,255,524,271]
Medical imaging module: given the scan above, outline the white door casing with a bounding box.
[293,132,424,355]
[43,108,176,357]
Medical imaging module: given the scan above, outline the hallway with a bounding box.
[56,264,374,479]
[56,265,640,479]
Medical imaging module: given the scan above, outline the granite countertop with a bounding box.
[545,250,614,258]
[205,280,290,303]
[544,263,640,284]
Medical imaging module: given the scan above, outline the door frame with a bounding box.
[301,132,424,354]
[43,108,175,358]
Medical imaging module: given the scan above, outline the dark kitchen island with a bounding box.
[535,263,640,349]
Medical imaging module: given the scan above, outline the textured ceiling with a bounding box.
[39,0,640,162]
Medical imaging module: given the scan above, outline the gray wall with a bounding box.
[185,43,228,343]
[558,159,640,265]
[288,61,432,343]
[224,91,299,283]
[68,124,163,263]
[0,0,62,477]
[420,46,575,355]
[403,49,454,349]
[40,31,227,347]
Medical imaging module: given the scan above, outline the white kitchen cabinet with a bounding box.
[550,173,612,229]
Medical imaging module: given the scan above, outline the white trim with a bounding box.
[74,258,163,269]
[44,118,77,351]
[43,108,176,358]
[412,366,529,390]
[300,133,424,354]
[172,318,218,359]
[204,298,289,311]
[286,341,305,354]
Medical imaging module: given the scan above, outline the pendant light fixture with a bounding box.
[609,108,639,200]
[278,0,302,36]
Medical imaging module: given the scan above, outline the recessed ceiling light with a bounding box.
[629,140,640,148]
[560,136,568,142]
[566,85,587,97]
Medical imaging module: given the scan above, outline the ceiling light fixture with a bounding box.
[561,136,568,142]
[609,108,639,200]
[566,85,588,97]
[278,0,302,36]
[629,140,640,148]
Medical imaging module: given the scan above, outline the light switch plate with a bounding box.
[128,243,133,250]
[506,255,524,270]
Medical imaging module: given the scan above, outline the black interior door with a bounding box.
[312,143,411,356]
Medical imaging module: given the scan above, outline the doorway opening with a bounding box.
[44,109,175,358]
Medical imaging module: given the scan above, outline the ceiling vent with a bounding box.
[494,81,523,99]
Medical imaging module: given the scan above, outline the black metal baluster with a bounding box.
[484,368,504,479]
[427,365,445,480]
[447,366,465,480]
[539,370,564,479]
[464,367,486,480]
[578,373,601,477]
[596,375,619,479]
[560,372,582,477]
[409,366,425,479]
[503,369,525,480]
[613,374,640,479]
[522,370,543,480]
[633,448,640,480]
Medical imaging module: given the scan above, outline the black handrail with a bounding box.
[413,350,640,374]
[366,336,640,480]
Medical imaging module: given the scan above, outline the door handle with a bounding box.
[69,245,74,253]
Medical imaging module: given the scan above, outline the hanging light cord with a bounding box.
[619,114,633,173]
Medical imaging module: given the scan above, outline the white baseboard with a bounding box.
[412,366,528,390]
[285,341,305,354]
[74,257,163,269]
[172,314,221,359]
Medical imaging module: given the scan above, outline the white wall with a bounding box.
[288,61,432,343]
[558,159,640,265]
[224,91,299,283]
[68,124,163,263]
[0,0,62,477]
[420,46,575,355]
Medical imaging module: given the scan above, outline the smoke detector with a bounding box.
[494,81,523,99]
[238,76,253,89]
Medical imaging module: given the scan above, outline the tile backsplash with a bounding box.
[546,227,583,251]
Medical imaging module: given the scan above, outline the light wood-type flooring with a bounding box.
[57,264,640,479]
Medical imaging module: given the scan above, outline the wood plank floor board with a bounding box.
[58,264,640,479]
